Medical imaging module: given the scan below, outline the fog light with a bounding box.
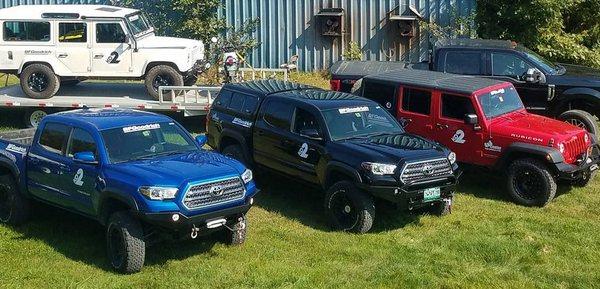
[172,214,180,222]
[250,198,254,205]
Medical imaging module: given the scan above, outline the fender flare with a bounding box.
[218,129,253,163]
[323,161,362,189]
[18,58,60,75]
[97,191,140,225]
[0,158,22,190]
[553,87,600,114]
[494,142,563,171]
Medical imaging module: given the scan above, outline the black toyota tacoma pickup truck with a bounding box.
[206,80,459,233]
[330,39,600,135]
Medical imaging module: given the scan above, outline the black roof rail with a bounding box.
[41,13,80,19]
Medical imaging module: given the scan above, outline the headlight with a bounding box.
[558,143,565,154]
[361,162,397,175]
[448,152,457,165]
[241,169,253,184]
[584,133,590,144]
[138,186,178,201]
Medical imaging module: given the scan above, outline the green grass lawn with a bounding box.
[0,73,599,288]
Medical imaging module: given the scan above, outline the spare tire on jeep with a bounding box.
[20,63,60,99]
[144,65,184,101]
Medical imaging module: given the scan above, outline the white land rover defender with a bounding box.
[0,5,208,100]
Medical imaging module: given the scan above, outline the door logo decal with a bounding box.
[73,169,84,186]
[106,51,121,64]
[451,130,466,144]
[484,140,502,152]
[298,143,309,159]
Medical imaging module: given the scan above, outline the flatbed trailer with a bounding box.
[0,82,221,128]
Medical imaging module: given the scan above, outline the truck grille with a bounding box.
[563,135,588,163]
[400,159,453,184]
[183,177,245,210]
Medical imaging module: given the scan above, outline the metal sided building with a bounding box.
[0,0,475,71]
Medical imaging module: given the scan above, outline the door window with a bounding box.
[39,123,70,154]
[491,53,533,80]
[3,21,50,42]
[215,90,232,108]
[67,128,97,157]
[444,51,483,75]
[401,88,431,115]
[96,23,126,43]
[59,22,87,43]
[293,108,321,135]
[263,99,294,130]
[362,82,396,110]
[441,94,476,120]
[228,93,245,111]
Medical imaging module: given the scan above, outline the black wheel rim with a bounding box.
[0,185,13,222]
[152,74,173,92]
[27,73,49,92]
[108,225,126,269]
[329,190,358,230]
[565,118,588,130]
[513,167,546,201]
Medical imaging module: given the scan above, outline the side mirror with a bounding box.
[196,134,208,147]
[464,114,478,125]
[73,152,98,165]
[525,68,546,84]
[300,128,322,141]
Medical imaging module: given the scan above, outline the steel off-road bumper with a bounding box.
[186,60,210,77]
[555,144,600,181]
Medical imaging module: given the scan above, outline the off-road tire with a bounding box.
[184,75,198,86]
[19,64,60,99]
[225,215,247,245]
[144,65,184,101]
[431,197,452,216]
[222,144,249,167]
[507,158,557,207]
[106,211,145,274]
[324,181,375,233]
[22,109,47,128]
[0,174,30,225]
[558,110,599,139]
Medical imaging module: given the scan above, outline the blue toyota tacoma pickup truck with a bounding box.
[0,108,258,273]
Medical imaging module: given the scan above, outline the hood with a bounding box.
[491,112,584,145]
[137,36,203,50]
[108,151,244,188]
[548,64,600,87]
[338,133,449,165]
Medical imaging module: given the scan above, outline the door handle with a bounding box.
[94,54,104,59]
[256,130,265,136]
[58,53,69,58]
[282,139,294,146]
[40,167,51,174]
[436,123,449,129]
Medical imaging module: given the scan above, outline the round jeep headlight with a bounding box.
[448,152,457,165]
[558,143,565,154]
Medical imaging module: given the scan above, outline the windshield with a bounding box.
[521,46,559,74]
[478,85,525,119]
[102,122,197,163]
[127,13,153,36]
[322,105,404,141]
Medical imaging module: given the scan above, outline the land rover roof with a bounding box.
[0,5,139,21]
[364,68,508,95]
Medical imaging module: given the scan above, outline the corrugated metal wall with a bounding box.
[222,0,475,71]
[0,0,475,71]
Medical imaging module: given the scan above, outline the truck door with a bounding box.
[91,21,133,76]
[397,87,435,137]
[55,22,91,74]
[27,123,73,206]
[253,98,296,175]
[63,127,100,215]
[488,52,549,113]
[433,93,484,164]
[361,81,397,117]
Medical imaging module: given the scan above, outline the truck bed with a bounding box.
[0,128,35,146]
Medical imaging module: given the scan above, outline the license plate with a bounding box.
[591,164,599,172]
[423,187,441,202]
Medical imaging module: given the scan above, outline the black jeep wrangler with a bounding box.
[206,80,459,233]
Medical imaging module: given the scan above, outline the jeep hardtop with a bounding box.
[356,69,600,206]
[206,80,459,233]
[0,5,208,100]
[0,108,258,273]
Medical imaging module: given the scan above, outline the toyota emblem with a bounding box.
[422,164,435,176]
[210,185,224,196]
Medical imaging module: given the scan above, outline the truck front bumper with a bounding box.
[555,144,600,181]
[135,195,256,232]
[357,176,458,210]
[186,60,209,77]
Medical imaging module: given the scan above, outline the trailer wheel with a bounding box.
[145,65,183,101]
[22,109,47,128]
[558,110,599,139]
[20,64,60,99]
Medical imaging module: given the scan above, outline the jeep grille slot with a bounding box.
[183,177,245,210]
[400,159,452,184]
[563,135,587,163]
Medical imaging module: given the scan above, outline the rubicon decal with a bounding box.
[510,134,543,143]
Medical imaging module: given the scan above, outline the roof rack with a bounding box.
[41,13,80,19]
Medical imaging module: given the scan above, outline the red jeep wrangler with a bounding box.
[354,69,600,206]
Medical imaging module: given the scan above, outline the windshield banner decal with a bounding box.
[123,123,161,133]
[338,106,369,114]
